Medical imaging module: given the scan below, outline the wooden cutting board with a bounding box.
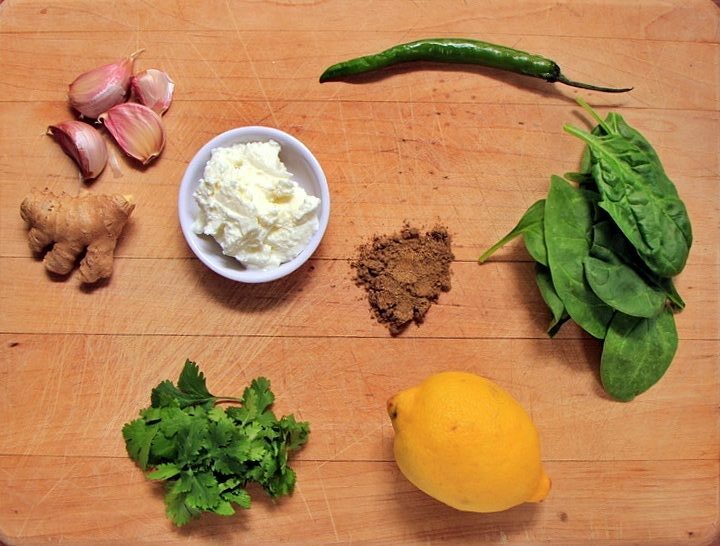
[0,1,718,544]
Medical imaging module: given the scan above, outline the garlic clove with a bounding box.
[130,69,175,115]
[68,49,143,119]
[107,147,124,178]
[47,120,108,180]
[99,102,166,165]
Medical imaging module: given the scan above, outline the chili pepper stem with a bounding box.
[555,74,633,93]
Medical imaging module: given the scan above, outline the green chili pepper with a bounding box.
[319,38,632,93]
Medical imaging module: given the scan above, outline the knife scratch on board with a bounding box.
[224,0,279,127]
[317,424,385,470]
[294,481,316,522]
[184,37,246,123]
[317,471,340,542]
[18,459,80,538]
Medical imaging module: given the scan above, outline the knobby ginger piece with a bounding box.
[20,188,135,283]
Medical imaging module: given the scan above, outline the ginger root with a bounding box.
[20,188,135,283]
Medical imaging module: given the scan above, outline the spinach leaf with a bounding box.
[563,99,692,277]
[567,120,606,188]
[589,218,635,262]
[476,101,689,401]
[544,175,614,339]
[590,219,684,312]
[602,112,668,172]
[564,171,596,190]
[584,257,666,318]
[658,277,685,310]
[535,264,569,337]
[601,308,678,401]
[584,221,666,318]
[478,199,547,265]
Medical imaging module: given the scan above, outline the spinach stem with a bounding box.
[562,123,593,144]
[574,97,611,134]
[478,236,516,263]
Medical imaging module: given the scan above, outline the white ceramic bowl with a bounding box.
[178,126,330,283]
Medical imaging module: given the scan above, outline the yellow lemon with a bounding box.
[387,371,550,512]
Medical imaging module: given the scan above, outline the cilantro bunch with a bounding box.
[122,360,310,526]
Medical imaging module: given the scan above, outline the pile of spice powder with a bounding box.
[351,224,453,335]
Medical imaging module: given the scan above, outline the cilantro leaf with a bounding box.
[222,488,252,509]
[150,380,184,408]
[157,407,193,437]
[151,360,227,408]
[184,471,221,510]
[122,419,158,470]
[147,463,182,480]
[149,431,177,462]
[212,501,235,516]
[178,360,214,400]
[208,418,235,451]
[140,407,163,423]
[164,478,200,526]
[279,415,311,451]
[207,406,228,422]
[175,418,208,464]
[264,467,296,498]
[218,478,241,492]
[212,453,244,476]
[122,361,310,526]
[243,377,275,416]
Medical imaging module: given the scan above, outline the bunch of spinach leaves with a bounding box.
[479,98,691,401]
[122,360,310,526]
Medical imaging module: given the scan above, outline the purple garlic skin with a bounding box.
[130,69,175,115]
[99,102,166,165]
[47,120,108,180]
[68,50,143,119]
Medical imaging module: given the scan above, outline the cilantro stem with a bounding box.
[213,397,244,405]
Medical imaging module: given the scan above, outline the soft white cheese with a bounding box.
[192,140,320,270]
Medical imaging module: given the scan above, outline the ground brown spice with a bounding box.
[351,224,453,335]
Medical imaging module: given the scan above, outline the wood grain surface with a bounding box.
[1,1,718,545]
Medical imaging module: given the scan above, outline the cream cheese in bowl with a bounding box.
[178,126,330,283]
[192,140,320,270]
